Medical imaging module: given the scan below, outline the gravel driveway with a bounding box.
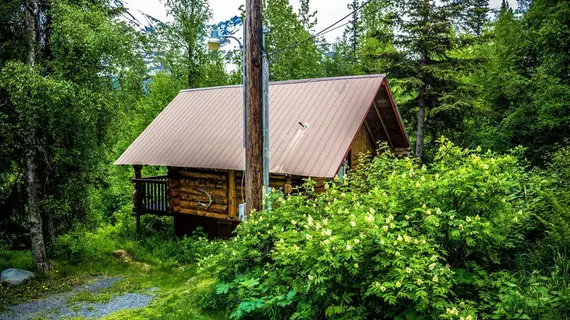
[0,277,154,320]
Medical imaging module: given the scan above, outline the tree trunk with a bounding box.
[187,44,194,89]
[186,5,196,89]
[351,0,359,61]
[27,152,48,273]
[42,211,56,248]
[245,0,264,216]
[24,0,49,274]
[415,53,428,161]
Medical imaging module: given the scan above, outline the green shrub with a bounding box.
[478,268,570,319]
[532,146,570,251]
[53,202,211,267]
[54,224,122,263]
[125,228,210,267]
[478,145,570,319]
[201,140,533,319]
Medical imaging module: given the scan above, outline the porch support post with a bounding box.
[227,170,237,219]
[133,165,142,238]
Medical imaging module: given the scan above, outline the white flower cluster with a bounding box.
[446,307,459,316]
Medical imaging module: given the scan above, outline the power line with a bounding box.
[270,0,375,57]
[265,22,350,62]
[319,22,351,38]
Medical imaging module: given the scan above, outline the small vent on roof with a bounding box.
[299,122,308,130]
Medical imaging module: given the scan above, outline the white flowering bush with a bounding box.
[201,140,533,319]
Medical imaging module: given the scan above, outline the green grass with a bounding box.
[0,249,226,319]
[103,274,225,320]
[67,290,115,305]
[0,249,34,271]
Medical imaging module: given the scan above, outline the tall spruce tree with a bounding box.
[389,0,461,160]
[358,0,486,160]
[298,0,317,31]
[454,0,490,36]
[467,0,490,36]
[322,0,365,77]
[347,0,361,62]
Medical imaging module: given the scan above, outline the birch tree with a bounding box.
[23,0,49,273]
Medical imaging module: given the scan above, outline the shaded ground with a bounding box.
[0,252,224,320]
[0,277,154,320]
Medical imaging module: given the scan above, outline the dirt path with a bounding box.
[0,277,154,320]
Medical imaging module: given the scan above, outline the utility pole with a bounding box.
[262,27,270,210]
[245,0,264,216]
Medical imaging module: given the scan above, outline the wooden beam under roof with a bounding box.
[373,101,394,149]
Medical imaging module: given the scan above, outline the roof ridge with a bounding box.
[179,74,386,93]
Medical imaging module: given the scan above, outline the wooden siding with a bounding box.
[350,125,376,167]
[168,168,305,220]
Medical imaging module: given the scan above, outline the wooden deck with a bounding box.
[132,175,169,235]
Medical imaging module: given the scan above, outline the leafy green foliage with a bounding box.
[0,61,115,241]
[155,0,232,89]
[0,247,33,271]
[201,141,537,319]
[477,270,570,319]
[468,1,570,164]
[52,204,210,268]
[264,0,324,80]
[0,0,146,248]
[54,224,124,264]
[1,0,570,319]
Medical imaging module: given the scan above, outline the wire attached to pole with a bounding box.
[269,0,375,57]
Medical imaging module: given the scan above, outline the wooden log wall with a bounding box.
[233,172,305,199]
[169,168,232,220]
[168,168,307,220]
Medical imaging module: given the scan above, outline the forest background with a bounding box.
[1,0,570,319]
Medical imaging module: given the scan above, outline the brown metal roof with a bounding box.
[115,74,409,178]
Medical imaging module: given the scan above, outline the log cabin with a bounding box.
[115,74,409,238]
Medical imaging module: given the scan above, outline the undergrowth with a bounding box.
[3,142,570,320]
[199,141,570,319]
[0,247,224,319]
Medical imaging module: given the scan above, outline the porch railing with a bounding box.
[132,176,169,216]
